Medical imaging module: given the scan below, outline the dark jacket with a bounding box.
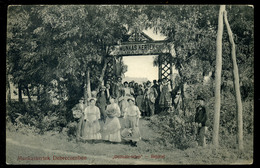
[96,91,107,109]
[195,105,208,127]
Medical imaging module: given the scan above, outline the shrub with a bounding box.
[6,100,68,134]
[148,110,200,150]
[148,90,253,151]
[66,121,77,138]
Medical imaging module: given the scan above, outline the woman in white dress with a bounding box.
[81,98,102,142]
[102,97,121,143]
[121,97,141,147]
[118,81,133,117]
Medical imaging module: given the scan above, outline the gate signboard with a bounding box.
[110,42,168,56]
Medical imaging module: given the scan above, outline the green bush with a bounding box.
[207,91,253,136]
[6,100,68,134]
[148,90,253,151]
[148,111,200,150]
[66,121,77,138]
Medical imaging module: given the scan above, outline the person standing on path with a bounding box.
[121,97,141,147]
[139,84,144,94]
[195,95,209,147]
[159,78,172,113]
[111,76,123,101]
[72,97,85,142]
[118,81,133,117]
[136,90,145,117]
[82,98,102,143]
[105,83,112,104]
[129,81,135,96]
[152,80,160,114]
[96,86,108,123]
[144,81,158,117]
[102,97,121,143]
[133,82,139,99]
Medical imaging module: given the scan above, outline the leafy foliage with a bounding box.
[7,101,67,134]
[142,5,254,106]
[148,111,201,150]
[6,5,131,122]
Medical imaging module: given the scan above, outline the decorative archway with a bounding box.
[105,31,176,88]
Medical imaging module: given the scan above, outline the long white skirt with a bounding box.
[102,117,121,142]
[81,120,102,140]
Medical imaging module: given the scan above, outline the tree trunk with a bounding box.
[84,68,92,105]
[6,77,11,103]
[25,85,31,102]
[224,10,244,150]
[83,76,88,104]
[180,83,185,113]
[37,85,41,101]
[96,58,108,92]
[87,69,91,98]
[212,5,225,147]
[18,83,23,103]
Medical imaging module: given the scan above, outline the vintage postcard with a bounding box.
[6,5,253,165]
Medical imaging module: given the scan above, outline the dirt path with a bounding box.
[6,119,173,165]
[6,138,164,164]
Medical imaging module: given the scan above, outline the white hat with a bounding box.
[127,96,135,102]
[87,97,97,102]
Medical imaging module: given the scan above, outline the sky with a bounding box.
[123,29,167,81]
[123,55,158,81]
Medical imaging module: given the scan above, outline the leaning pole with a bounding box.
[223,10,244,150]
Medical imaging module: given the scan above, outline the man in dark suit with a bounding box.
[144,81,158,117]
[105,83,112,104]
[111,77,123,101]
[152,80,160,114]
[195,95,209,147]
[96,86,107,123]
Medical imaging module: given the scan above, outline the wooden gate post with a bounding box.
[158,54,162,80]
[169,54,174,90]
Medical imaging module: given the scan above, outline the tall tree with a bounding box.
[212,5,225,147]
[223,9,244,150]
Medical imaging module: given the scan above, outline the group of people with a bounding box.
[72,96,141,147]
[99,77,173,119]
[71,76,209,147]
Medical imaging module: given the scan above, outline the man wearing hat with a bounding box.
[111,76,123,101]
[96,85,107,123]
[195,95,209,147]
[144,80,158,117]
[105,83,112,104]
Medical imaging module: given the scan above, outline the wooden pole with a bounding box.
[18,82,23,103]
[158,55,162,80]
[212,5,225,147]
[224,10,244,150]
